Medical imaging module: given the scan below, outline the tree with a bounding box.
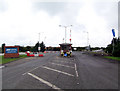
[40,41,45,52]
[113,44,120,57]
[2,43,5,53]
[19,46,24,52]
[53,47,60,51]
[106,38,120,57]
[33,41,45,52]
[106,44,111,52]
[33,42,39,52]
[26,46,31,51]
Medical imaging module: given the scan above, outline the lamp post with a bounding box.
[59,25,72,43]
[83,31,90,51]
[83,31,89,46]
[38,33,40,52]
[38,32,44,52]
[44,36,46,51]
[112,29,115,54]
[87,32,89,47]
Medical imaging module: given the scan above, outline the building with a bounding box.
[59,43,72,57]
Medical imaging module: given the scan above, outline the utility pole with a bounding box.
[44,36,46,51]
[112,38,114,54]
[44,36,46,44]
[65,26,67,43]
[112,29,115,54]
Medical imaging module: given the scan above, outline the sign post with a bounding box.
[38,47,41,52]
[112,29,115,54]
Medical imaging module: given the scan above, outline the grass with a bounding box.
[104,56,120,61]
[0,55,28,64]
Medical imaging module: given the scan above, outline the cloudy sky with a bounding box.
[0,0,119,47]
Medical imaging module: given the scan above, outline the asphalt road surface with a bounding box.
[2,52,119,90]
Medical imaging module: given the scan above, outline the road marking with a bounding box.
[50,62,74,69]
[22,66,41,75]
[56,56,59,59]
[0,66,5,69]
[55,60,74,64]
[28,73,63,91]
[74,63,79,77]
[41,66,74,77]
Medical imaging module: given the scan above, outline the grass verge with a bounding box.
[104,56,120,61]
[0,55,28,64]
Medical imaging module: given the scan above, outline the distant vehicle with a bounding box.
[59,43,72,57]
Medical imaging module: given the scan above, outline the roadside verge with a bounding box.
[0,55,28,65]
[84,51,120,63]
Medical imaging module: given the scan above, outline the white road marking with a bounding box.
[74,63,79,77]
[50,62,74,69]
[0,66,5,69]
[41,66,74,77]
[22,66,41,75]
[28,73,63,91]
[55,60,74,64]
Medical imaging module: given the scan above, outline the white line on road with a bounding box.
[50,62,74,69]
[28,73,63,91]
[41,66,74,77]
[74,63,79,77]
[22,66,41,75]
[55,60,74,64]
[0,66,5,69]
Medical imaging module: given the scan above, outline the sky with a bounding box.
[0,0,119,47]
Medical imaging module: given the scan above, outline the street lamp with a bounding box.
[83,31,90,51]
[59,25,72,43]
[38,32,44,52]
[83,31,89,46]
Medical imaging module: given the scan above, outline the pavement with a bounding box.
[2,51,119,90]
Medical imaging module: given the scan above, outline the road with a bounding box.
[2,51,119,90]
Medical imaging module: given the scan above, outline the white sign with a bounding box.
[38,47,41,50]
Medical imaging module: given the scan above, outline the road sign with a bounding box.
[38,47,41,51]
[5,48,18,53]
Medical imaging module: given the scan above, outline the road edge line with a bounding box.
[74,63,79,77]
